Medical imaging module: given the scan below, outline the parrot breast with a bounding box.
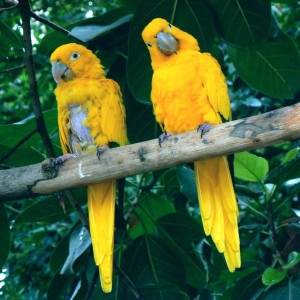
[69,105,95,154]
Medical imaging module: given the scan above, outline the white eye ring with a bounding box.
[70,52,80,61]
[146,42,153,47]
[168,23,172,30]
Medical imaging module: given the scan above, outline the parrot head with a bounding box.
[142,18,200,66]
[50,43,105,85]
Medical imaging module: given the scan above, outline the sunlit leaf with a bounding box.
[234,152,269,182]
[262,268,286,286]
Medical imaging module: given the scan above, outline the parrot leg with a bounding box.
[158,132,171,147]
[197,122,211,138]
[97,145,109,160]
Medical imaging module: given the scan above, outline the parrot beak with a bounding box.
[157,31,179,56]
[51,61,74,85]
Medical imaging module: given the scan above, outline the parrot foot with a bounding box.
[197,123,211,138]
[158,132,171,147]
[53,153,77,174]
[97,145,109,160]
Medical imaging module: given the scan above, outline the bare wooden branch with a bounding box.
[0,103,299,202]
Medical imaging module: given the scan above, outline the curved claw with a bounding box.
[197,123,211,138]
[158,132,171,147]
[52,153,77,174]
[97,145,109,160]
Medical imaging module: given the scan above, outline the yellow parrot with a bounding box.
[50,43,127,293]
[142,18,240,272]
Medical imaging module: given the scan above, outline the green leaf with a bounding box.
[282,148,299,164]
[0,204,10,269]
[266,156,300,185]
[47,273,76,300]
[15,195,75,224]
[69,14,132,42]
[123,235,187,298]
[227,31,300,99]
[61,225,91,274]
[282,252,300,270]
[262,268,286,286]
[177,166,197,203]
[234,152,269,182]
[0,109,59,165]
[156,213,206,289]
[127,0,216,103]
[265,279,300,300]
[0,20,22,49]
[128,192,175,239]
[232,269,264,299]
[207,0,271,47]
[50,229,72,274]
[39,7,131,56]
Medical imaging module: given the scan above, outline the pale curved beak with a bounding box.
[157,31,178,56]
[52,62,74,85]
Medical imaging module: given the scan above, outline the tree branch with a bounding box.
[19,0,55,157]
[0,103,299,201]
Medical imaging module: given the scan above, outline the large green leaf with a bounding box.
[123,235,187,299]
[0,109,59,166]
[265,279,300,300]
[128,192,175,240]
[156,213,206,289]
[127,0,216,103]
[234,152,269,182]
[15,193,83,224]
[0,204,10,270]
[0,20,22,49]
[232,269,264,299]
[228,31,300,99]
[207,0,271,47]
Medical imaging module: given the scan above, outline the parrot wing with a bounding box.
[202,53,232,121]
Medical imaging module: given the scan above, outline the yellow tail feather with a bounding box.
[87,180,116,293]
[194,157,241,271]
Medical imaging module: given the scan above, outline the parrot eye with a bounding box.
[168,23,172,30]
[146,42,153,47]
[70,52,80,61]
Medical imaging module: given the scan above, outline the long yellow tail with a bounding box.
[194,157,240,271]
[87,180,116,293]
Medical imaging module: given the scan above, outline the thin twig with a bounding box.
[29,10,70,36]
[19,0,55,158]
[0,64,25,73]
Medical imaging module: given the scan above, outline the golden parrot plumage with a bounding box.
[50,43,127,292]
[142,18,240,272]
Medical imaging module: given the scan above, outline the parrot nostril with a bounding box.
[57,59,60,62]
